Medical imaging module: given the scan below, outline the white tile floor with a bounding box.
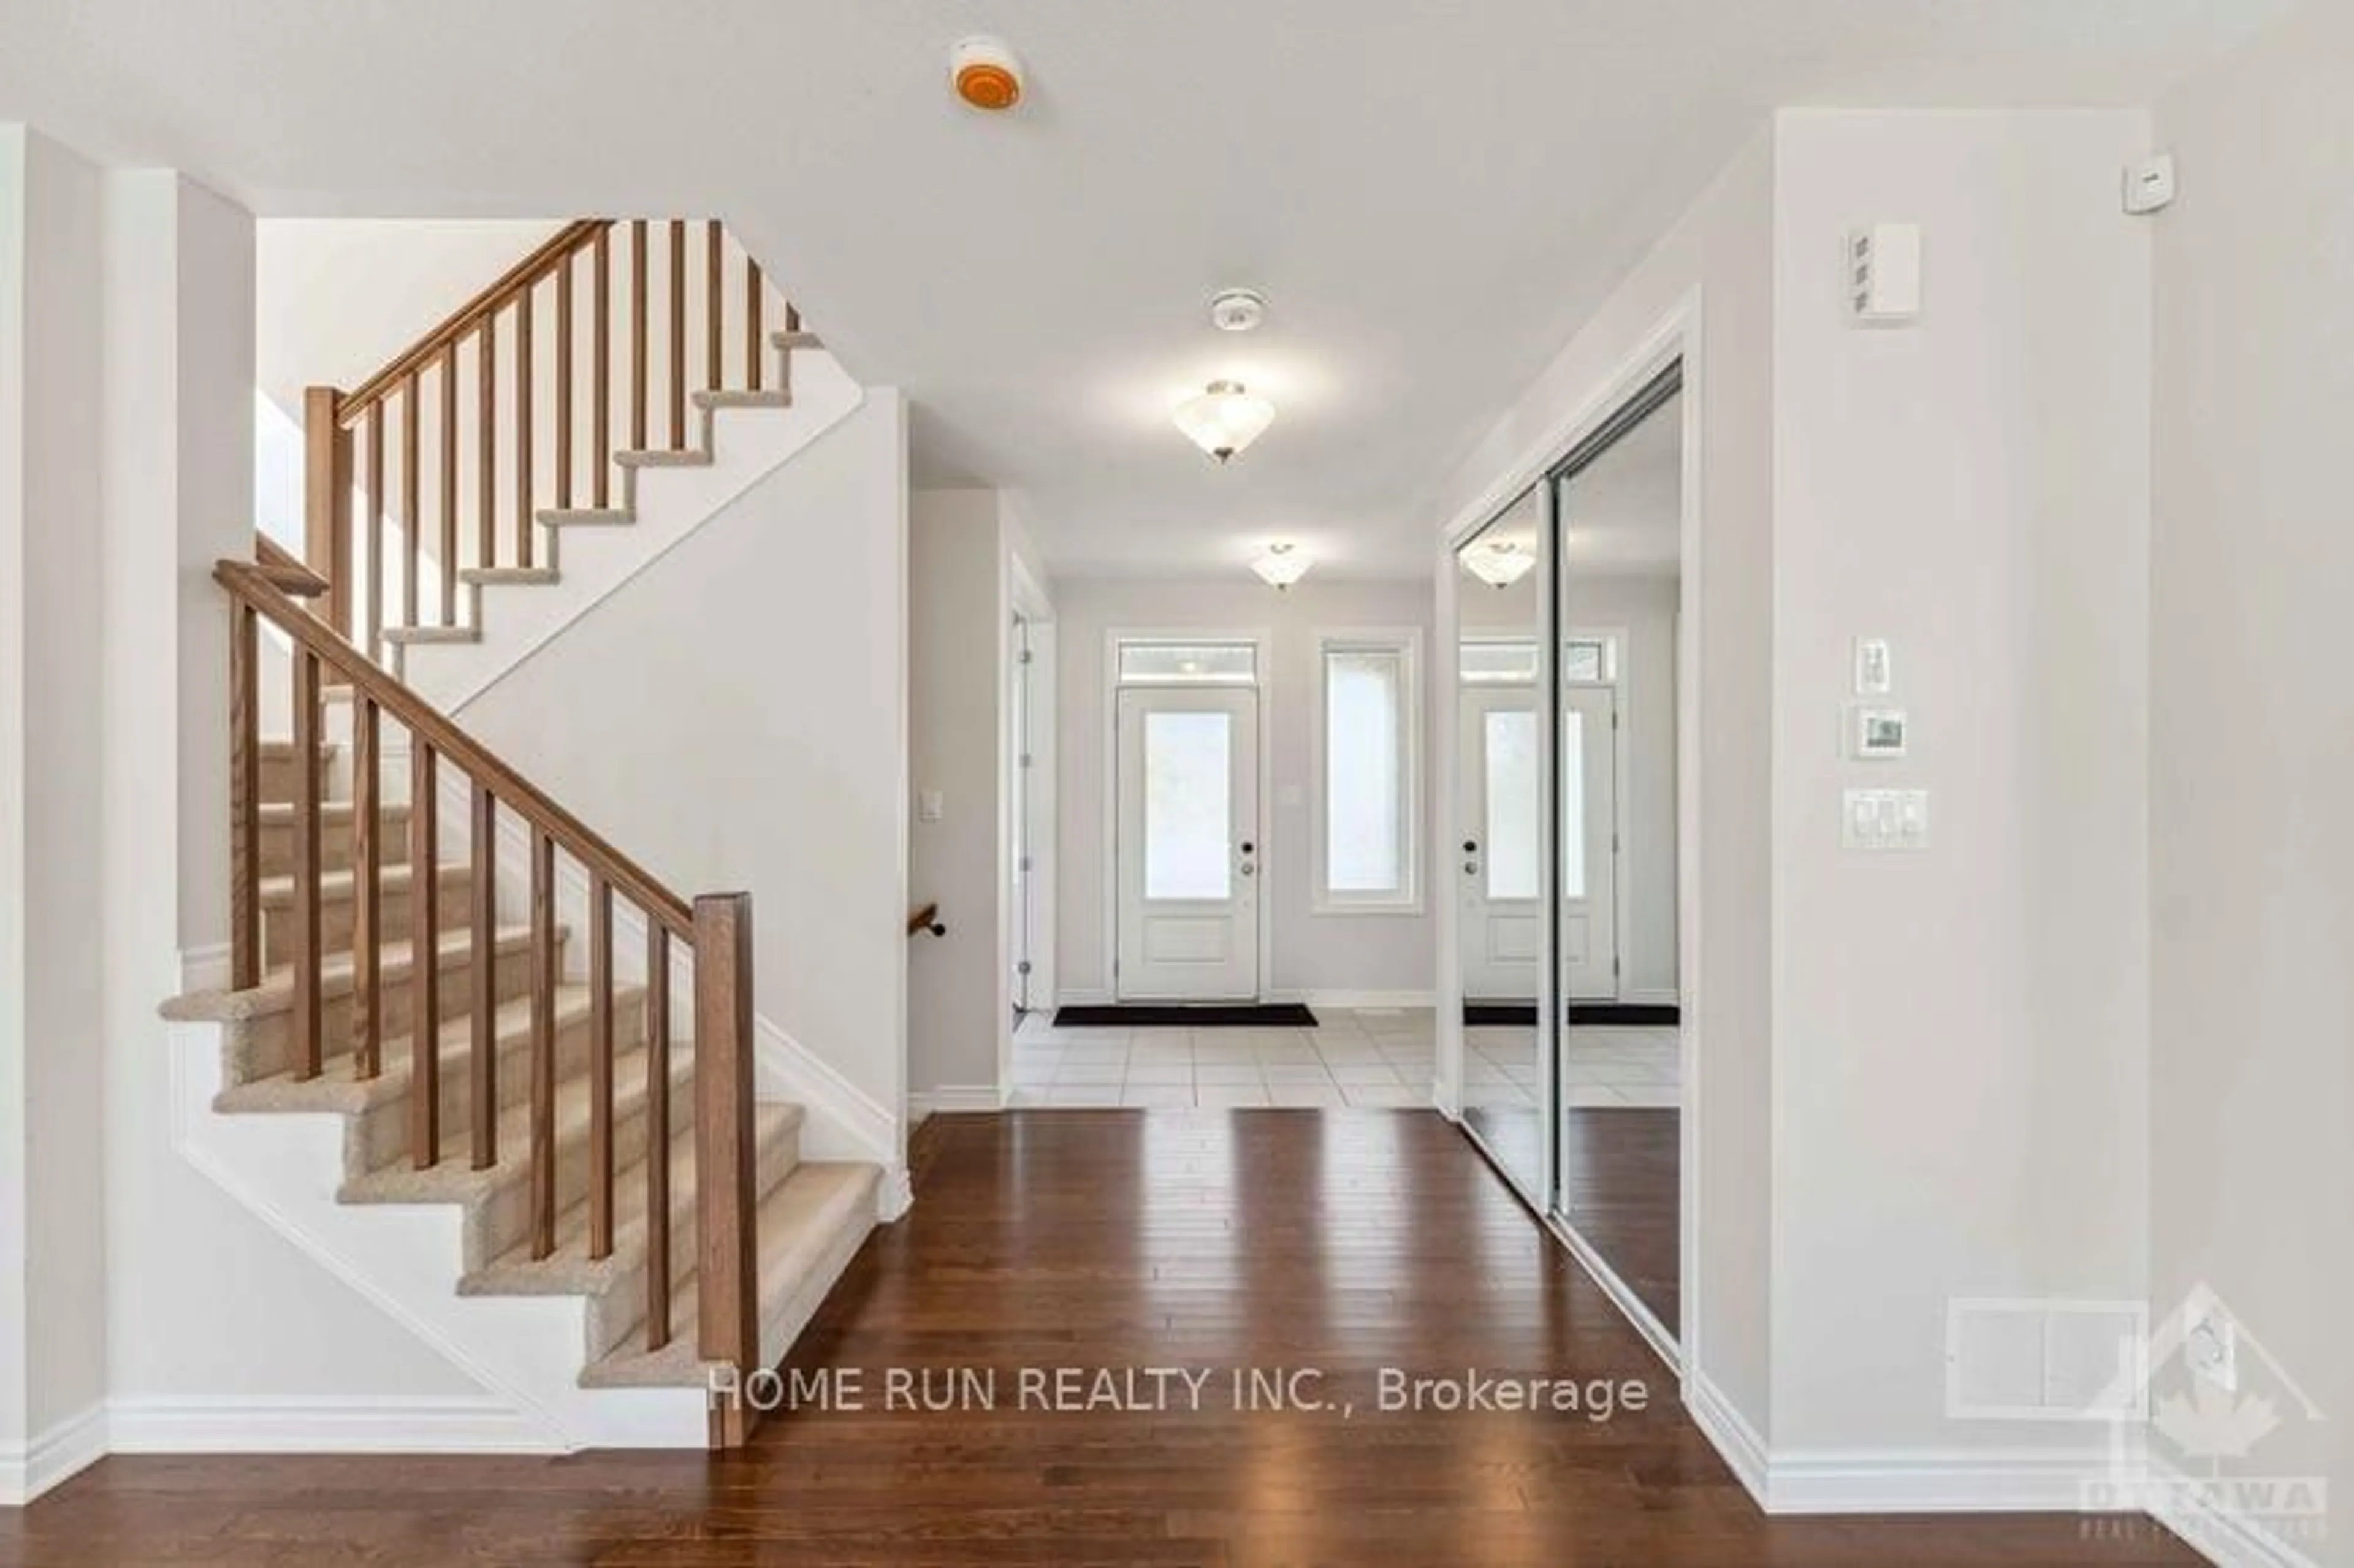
[1465,1024,1683,1111]
[1011,1009,1438,1109]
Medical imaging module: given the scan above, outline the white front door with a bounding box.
[1559,684,1620,999]
[1458,687,1542,1002]
[1115,686,1260,1000]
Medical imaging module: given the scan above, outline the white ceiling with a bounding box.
[0,1,2287,579]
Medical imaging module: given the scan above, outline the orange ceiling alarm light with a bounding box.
[951,37,1024,112]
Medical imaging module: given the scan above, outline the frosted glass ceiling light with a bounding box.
[1250,543,1312,590]
[1174,380,1276,463]
[1463,540,1536,588]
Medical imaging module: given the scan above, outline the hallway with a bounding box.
[2,1112,2198,1566]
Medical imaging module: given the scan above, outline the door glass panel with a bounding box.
[1484,709,1539,900]
[1560,707,1586,898]
[1144,710,1231,899]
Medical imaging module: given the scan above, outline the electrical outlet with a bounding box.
[2186,1311,2238,1393]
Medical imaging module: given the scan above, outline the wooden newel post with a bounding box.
[693,891,758,1447]
[302,385,352,642]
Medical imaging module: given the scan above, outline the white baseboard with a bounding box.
[1620,987,1680,1008]
[107,1395,557,1455]
[1684,1372,1769,1509]
[1766,1444,2125,1515]
[0,1401,109,1505]
[910,1085,1005,1120]
[2145,1451,2326,1568]
[1054,988,1112,1008]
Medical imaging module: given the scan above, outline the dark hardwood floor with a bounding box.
[1,1111,2196,1566]
[1562,1106,1682,1333]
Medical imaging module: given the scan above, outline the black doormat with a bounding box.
[1054,1003,1320,1029]
[1574,1002,1680,1027]
[1463,1002,1682,1027]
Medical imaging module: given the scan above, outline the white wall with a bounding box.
[0,121,110,1479]
[2152,5,2353,1550]
[908,488,1010,1098]
[254,219,558,419]
[1433,128,1778,1434]
[96,172,486,1429]
[1566,573,1680,1002]
[1054,577,1436,1005]
[1770,108,2153,1459]
[459,395,911,1125]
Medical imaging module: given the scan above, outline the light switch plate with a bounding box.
[1843,788,1929,851]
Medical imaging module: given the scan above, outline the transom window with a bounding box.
[1116,641,1259,685]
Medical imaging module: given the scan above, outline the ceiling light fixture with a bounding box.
[1250,543,1312,590]
[1463,540,1536,589]
[1209,288,1268,333]
[1173,380,1276,463]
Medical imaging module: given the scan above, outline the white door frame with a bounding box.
[1433,297,1705,1380]
[1099,629,1274,1003]
[1561,625,1634,1003]
[997,555,1055,1101]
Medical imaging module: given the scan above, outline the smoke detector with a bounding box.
[951,37,1024,112]
[1209,288,1268,333]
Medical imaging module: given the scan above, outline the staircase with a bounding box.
[291,218,859,708]
[158,219,883,1451]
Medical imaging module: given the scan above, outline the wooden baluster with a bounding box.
[515,285,535,569]
[291,652,324,1079]
[229,601,262,990]
[351,696,382,1078]
[555,253,574,511]
[438,342,458,625]
[303,386,350,641]
[644,921,671,1349]
[471,782,498,1170]
[588,873,615,1259]
[364,403,384,664]
[668,220,686,448]
[705,220,723,394]
[478,313,497,573]
[410,741,441,1168]
[630,220,649,454]
[593,228,611,509]
[745,257,763,392]
[401,376,421,628]
[694,891,756,1446]
[530,832,558,1258]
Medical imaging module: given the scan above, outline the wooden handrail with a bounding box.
[215,557,695,938]
[340,220,613,417]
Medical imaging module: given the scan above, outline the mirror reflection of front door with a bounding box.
[1560,685,1620,999]
[1115,687,1260,1000]
[1459,687,1542,1002]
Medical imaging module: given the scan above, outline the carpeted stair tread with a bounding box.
[579,1161,877,1388]
[161,923,544,1024]
[212,983,621,1116]
[257,859,467,907]
[338,1043,691,1208]
[462,1103,803,1300]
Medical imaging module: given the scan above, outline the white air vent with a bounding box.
[1946,1298,2147,1421]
